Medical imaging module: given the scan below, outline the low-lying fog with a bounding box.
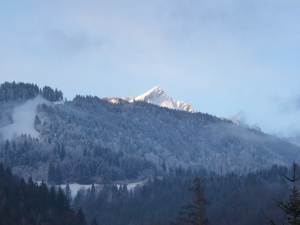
[0,96,50,140]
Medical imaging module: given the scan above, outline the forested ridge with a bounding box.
[1,82,300,183]
[0,82,63,129]
[0,81,63,103]
[32,94,300,178]
[0,82,300,224]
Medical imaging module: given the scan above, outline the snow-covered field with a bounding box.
[120,181,144,190]
[59,184,100,198]
[0,96,50,140]
[37,181,146,199]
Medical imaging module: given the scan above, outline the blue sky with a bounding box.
[0,0,300,137]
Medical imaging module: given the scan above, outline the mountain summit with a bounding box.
[123,86,194,112]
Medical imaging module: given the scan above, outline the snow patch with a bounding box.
[36,181,145,199]
[53,100,65,105]
[0,96,50,140]
[123,86,194,112]
[59,184,98,198]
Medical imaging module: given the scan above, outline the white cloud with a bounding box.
[0,0,300,136]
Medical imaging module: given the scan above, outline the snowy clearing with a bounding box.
[0,96,50,140]
[36,181,146,199]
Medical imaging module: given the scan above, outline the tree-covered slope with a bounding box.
[1,84,300,184]
[0,81,63,103]
[0,163,85,225]
[36,95,300,175]
[73,165,290,225]
[0,82,63,129]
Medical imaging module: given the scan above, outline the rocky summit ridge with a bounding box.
[123,86,194,113]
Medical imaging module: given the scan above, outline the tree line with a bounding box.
[71,164,295,225]
[0,162,97,225]
[0,81,63,102]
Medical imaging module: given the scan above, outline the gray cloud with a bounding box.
[1,0,300,137]
[293,96,300,110]
[277,95,300,114]
[46,29,90,54]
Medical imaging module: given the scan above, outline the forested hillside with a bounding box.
[36,95,300,175]
[1,135,157,184]
[0,163,87,225]
[0,82,63,129]
[72,164,291,225]
[0,81,63,103]
[0,82,299,225]
[0,82,300,184]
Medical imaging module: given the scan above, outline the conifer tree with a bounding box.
[268,162,300,225]
[48,186,57,207]
[77,207,87,225]
[34,114,41,127]
[60,143,66,160]
[48,162,56,184]
[56,186,70,211]
[65,183,72,201]
[171,177,209,225]
[91,217,99,225]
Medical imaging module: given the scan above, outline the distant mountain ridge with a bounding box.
[1,82,300,184]
[123,86,194,112]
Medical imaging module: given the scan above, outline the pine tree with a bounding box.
[55,164,63,185]
[65,183,72,201]
[60,144,66,161]
[268,162,300,225]
[91,217,99,225]
[171,177,209,225]
[48,162,56,184]
[56,186,70,211]
[48,186,57,207]
[77,208,86,225]
[34,114,41,126]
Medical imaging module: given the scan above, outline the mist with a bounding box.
[0,96,50,140]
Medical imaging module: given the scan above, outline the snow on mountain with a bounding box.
[36,181,145,199]
[102,97,127,104]
[0,96,50,140]
[123,86,194,113]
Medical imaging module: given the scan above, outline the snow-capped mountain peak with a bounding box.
[135,86,166,102]
[123,86,194,113]
[137,86,165,98]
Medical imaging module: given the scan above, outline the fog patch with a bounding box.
[0,96,50,140]
[211,119,271,144]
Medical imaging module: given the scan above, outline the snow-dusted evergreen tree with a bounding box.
[65,183,72,201]
[268,162,300,225]
[172,177,209,225]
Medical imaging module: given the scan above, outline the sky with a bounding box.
[0,0,299,137]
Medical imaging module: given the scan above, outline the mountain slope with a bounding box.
[123,86,194,112]
[0,95,50,140]
[1,83,300,183]
[34,96,300,175]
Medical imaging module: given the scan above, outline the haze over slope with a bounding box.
[0,82,299,182]
[0,96,50,140]
[35,95,300,174]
